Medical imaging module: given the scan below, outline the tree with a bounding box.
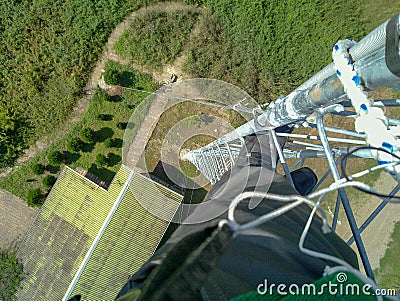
[27,188,42,207]
[80,128,95,143]
[42,175,57,189]
[67,138,83,153]
[47,151,63,166]
[104,68,120,85]
[32,163,45,175]
[104,138,113,148]
[95,154,107,168]
[0,249,24,300]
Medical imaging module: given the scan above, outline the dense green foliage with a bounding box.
[67,138,83,153]
[104,138,113,148]
[0,249,24,300]
[27,188,42,206]
[104,68,120,85]
[182,0,366,102]
[0,0,162,168]
[80,128,95,143]
[32,163,45,175]
[42,175,57,189]
[95,154,107,168]
[115,9,199,71]
[0,108,28,168]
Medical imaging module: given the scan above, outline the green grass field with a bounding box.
[115,8,200,71]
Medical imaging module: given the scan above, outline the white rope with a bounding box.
[226,181,375,233]
[333,39,400,179]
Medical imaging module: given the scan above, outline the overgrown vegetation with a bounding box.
[182,0,368,102]
[0,248,24,300]
[0,63,158,199]
[114,9,199,71]
[42,175,57,189]
[0,0,162,168]
[27,188,43,207]
[48,151,64,166]
[375,221,400,288]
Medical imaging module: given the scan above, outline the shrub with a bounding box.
[27,188,42,207]
[104,68,120,85]
[47,151,63,166]
[80,128,95,143]
[31,163,45,175]
[95,154,107,168]
[67,138,83,153]
[104,138,113,148]
[42,175,57,189]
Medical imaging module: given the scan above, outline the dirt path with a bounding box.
[125,91,170,172]
[102,1,199,83]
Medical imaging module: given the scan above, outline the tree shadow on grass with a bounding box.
[112,138,123,148]
[119,70,135,87]
[107,153,121,167]
[95,127,114,143]
[110,95,122,103]
[46,164,60,174]
[88,164,116,184]
[63,151,81,164]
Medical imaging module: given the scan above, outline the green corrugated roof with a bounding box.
[70,173,182,300]
[16,165,182,301]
